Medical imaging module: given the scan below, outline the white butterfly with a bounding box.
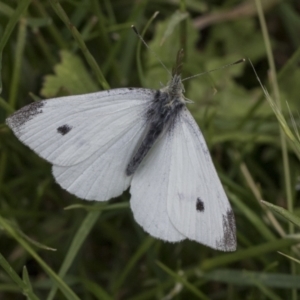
[6,50,236,251]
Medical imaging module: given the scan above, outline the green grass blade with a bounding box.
[156,260,209,300]
[135,11,160,86]
[0,216,80,300]
[81,278,114,300]
[48,0,110,90]
[278,252,300,265]
[261,200,300,228]
[0,0,31,52]
[46,210,101,300]
[0,252,40,300]
[229,192,276,241]
[202,269,300,289]
[112,236,155,293]
[200,238,299,271]
[0,0,31,94]
[8,18,27,109]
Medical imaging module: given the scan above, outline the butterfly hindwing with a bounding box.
[52,117,146,201]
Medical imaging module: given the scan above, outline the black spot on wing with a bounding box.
[6,101,44,131]
[57,124,72,135]
[216,209,236,251]
[196,198,204,212]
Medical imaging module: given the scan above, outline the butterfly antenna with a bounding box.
[131,25,171,76]
[181,59,245,82]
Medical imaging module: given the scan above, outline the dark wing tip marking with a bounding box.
[196,197,204,212]
[57,124,72,135]
[216,209,236,251]
[6,101,44,131]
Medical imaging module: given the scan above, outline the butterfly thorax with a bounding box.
[162,74,185,105]
[126,82,185,176]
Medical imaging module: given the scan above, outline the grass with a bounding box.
[1,0,300,299]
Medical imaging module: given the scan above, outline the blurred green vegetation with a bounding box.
[1,0,300,299]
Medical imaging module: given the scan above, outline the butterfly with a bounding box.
[6,49,236,251]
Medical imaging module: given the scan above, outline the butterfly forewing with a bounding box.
[167,109,236,251]
[7,88,157,201]
[6,88,155,166]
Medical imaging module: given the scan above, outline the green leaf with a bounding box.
[40,50,99,98]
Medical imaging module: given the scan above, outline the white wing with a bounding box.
[6,88,155,166]
[130,108,236,250]
[130,127,185,242]
[7,88,156,201]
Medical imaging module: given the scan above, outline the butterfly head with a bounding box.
[163,49,185,102]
